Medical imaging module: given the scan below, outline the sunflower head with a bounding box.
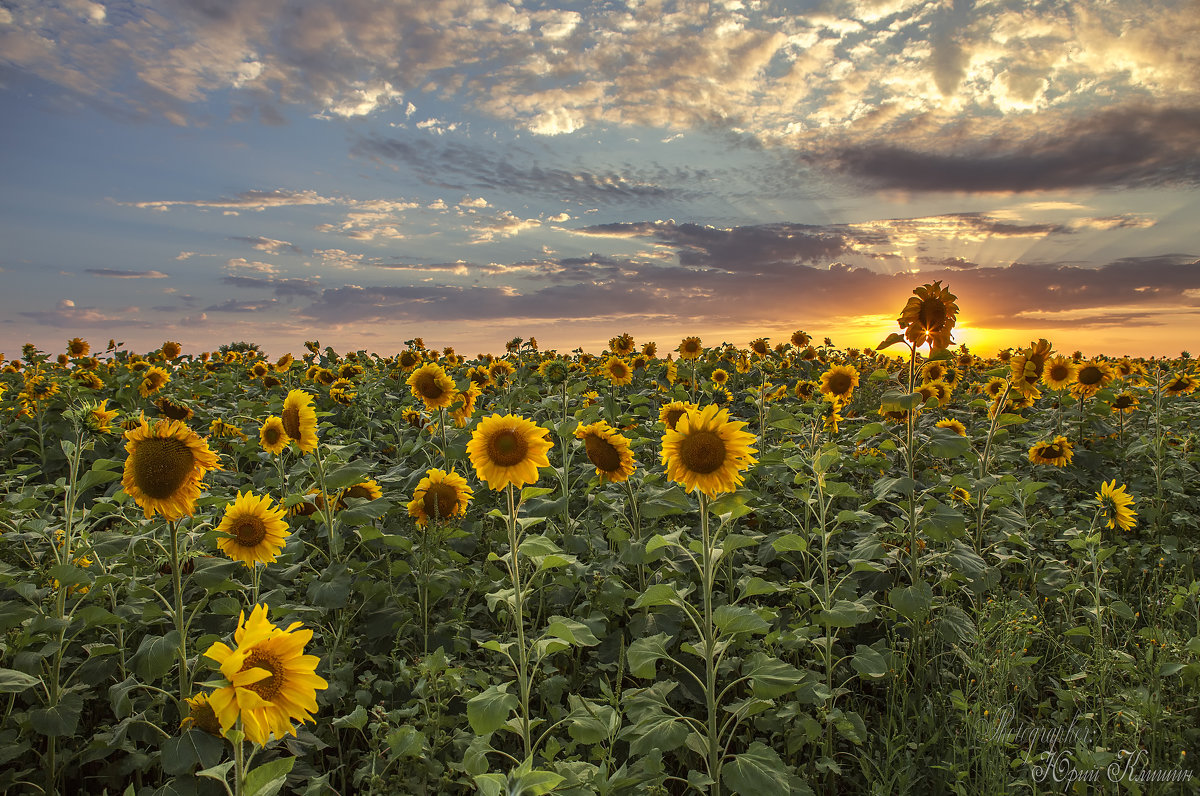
[678,337,703,361]
[181,693,223,736]
[467,414,554,491]
[259,416,288,455]
[1028,435,1074,467]
[1043,356,1078,391]
[1010,339,1053,397]
[139,366,172,398]
[936,418,967,436]
[281,390,319,453]
[121,418,221,519]
[820,364,860,403]
[575,421,637,482]
[749,338,771,357]
[603,356,633,386]
[1070,360,1114,399]
[67,337,90,357]
[1096,479,1136,531]
[161,341,182,360]
[897,281,959,349]
[660,405,758,497]
[215,491,291,568]
[407,468,473,527]
[609,333,636,356]
[791,330,811,348]
[1164,373,1198,396]
[642,341,658,358]
[659,400,698,431]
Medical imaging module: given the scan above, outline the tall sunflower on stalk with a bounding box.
[661,405,758,497]
[138,366,171,398]
[895,281,959,350]
[1010,339,1054,397]
[575,421,637,483]
[602,356,634,386]
[407,468,473,527]
[820,364,859,404]
[1042,355,1078,391]
[259,416,288,455]
[214,491,291,569]
[1071,360,1114,399]
[121,418,221,520]
[467,414,553,491]
[280,390,319,453]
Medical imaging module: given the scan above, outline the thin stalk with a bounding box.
[506,484,533,759]
[169,520,190,703]
[698,492,721,796]
[312,444,341,561]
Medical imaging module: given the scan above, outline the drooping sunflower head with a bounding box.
[659,400,698,431]
[341,479,383,505]
[121,418,221,519]
[274,353,295,372]
[138,366,172,398]
[1164,373,1198,396]
[1096,479,1136,531]
[407,468,473,527]
[72,370,104,390]
[936,418,967,436]
[603,356,633,386]
[950,486,972,505]
[1028,435,1074,467]
[259,415,288,455]
[820,364,860,403]
[467,414,554,491]
[215,491,291,568]
[181,693,222,736]
[897,281,959,349]
[1009,339,1053,397]
[678,336,704,361]
[488,360,515,384]
[155,397,194,421]
[575,421,637,482]
[281,389,319,453]
[660,405,758,497]
[67,337,90,357]
[1111,393,1139,413]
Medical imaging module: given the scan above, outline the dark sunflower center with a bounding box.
[1039,444,1064,459]
[1113,396,1134,409]
[240,649,283,701]
[918,297,947,330]
[584,434,622,473]
[664,409,685,430]
[488,429,528,467]
[611,363,628,379]
[1049,364,1071,381]
[264,424,282,445]
[344,484,373,500]
[131,438,195,499]
[400,352,419,367]
[679,430,726,475]
[827,373,852,395]
[1078,366,1103,386]
[422,483,459,521]
[713,371,727,383]
[417,374,444,399]
[281,407,301,439]
[233,516,267,547]
[190,701,221,736]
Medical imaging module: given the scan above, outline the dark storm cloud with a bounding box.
[823,106,1200,193]
[353,135,701,205]
[85,268,168,278]
[574,221,853,268]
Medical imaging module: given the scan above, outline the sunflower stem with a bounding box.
[233,720,246,796]
[312,444,341,562]
[168,519,190,705]
[438,406,450,468]
[506,484,533,759]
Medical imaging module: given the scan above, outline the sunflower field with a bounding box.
[1,284,1198,795]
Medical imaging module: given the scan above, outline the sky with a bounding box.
[2,0,1198,359]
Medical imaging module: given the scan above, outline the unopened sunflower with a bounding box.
[121,418,221,519]
[575,421,637,482]
[407,468,473,527]
[661,405,757,497]
[467,414,553,491]
[214,491,291,567]
[204,604,327,746]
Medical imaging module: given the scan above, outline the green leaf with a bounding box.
[850,646,889,679]
[245,756,295,796]
[816,599,873,628]
[132,631,181,682]
[197,761,235,784]
[633,583,689,610]
[744,652,804,698]
[627,633,672,679]
[708,492,753,519]
[566,696,618,744]
[876,332,906,350]
[0,668,41,693]
[772,533,808,553]
[30,692,84,737]
[307,562,352,609]
[386,726,426,758]
[544,617,600,647]
[76,466,122,493]
[889,581,934,622]
[161,730,226,776]
[628,712,688,757]
[519,534,563,557]
[467,684,518,735]
[322,461,374,491]
[713,604,769,635]
[936,605,977,645]
[723,742,790,794]
[738,576,787,599]
[520,486,556,502]
[333,704,368,730]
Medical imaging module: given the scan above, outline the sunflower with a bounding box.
[1111,393,1139,413]
[659,400,698,431]
[155,397,194,421]
[406,363,456,411]
[791,330,811,348]
[1028,435,1073,467]
[121,418,221,519]
[950,486,971,505]
[1096,480,1136,531]
[678,337,703,361]
[281,390,319,453]
[407,468,473,527]
[340,479,383,505]
[73,370,104,390]
[794,380,818,401]
[274,353,295,372]
[538,358,570,384]
[259,416,288,455]
[204,604,328,747]
[642,341,658,358]
[1070,360,1114,399]
[329,378,357,405]
[488,360,515,383]
[936,418,967,436]
[603,356,633,386]
[467,414,554,490]
[138,366,171,398]
[338,362,363,380]
[920,361,946,383]
[181,693,222,736]
[250,361,270,379]
[710,368,730,387]
[897,281,959,349]
[314,368,336,387]
[575,421,637,482]
[1163,373,1198,396]
[85,399,120,434]
[450,385,482,428]
[402,408,425,428]
[980,377,1008,399]
[1010,339,1053,397]
[161,341,182,360]
[749,338,771,357]
[609,333,636,356]
[1042,356,1077,391]
[661,405,757,497]
[215,491,291,567]
[67,337,90,357]
[209,418,248,441]
[466,366,492,389]
[820,364,859,403]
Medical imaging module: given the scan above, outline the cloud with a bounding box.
[122,189,334,212]
[204,298,280,313]
[225,257,279,275]
[231,236,302,255]
[222,275,321,297]
[917,256,978,269]
[20,299,151,327]
[85,268,169,278]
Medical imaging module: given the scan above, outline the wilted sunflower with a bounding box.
[1070,360,1114,399]
[678,337,704,361]
[138,366,171,398]
[575,421,637,482]
[215,491,291,567]
[467,414,553,490]
[281,390,319,452]
[204,604,327,747]
[1010,339,1053,397]
[820,364,859,403]
[155,397,194,421]
[1042,356,1078,391]
[85,399,120,434]
[407,363,455,410]
[661,405,757,497]
[1028,435,1074,467]
[407,468,473,527]
[1163,373,1198,396]
[121,418,221,519]
[259,416,288,455]
[181,693,222,736]
[936,418,967,436]
[609,333,636,356]
[67,337,90,357]
[603,356,633,386]
[659,399,698,431]
[1096,480,1136,531]
[896,281,959,349]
